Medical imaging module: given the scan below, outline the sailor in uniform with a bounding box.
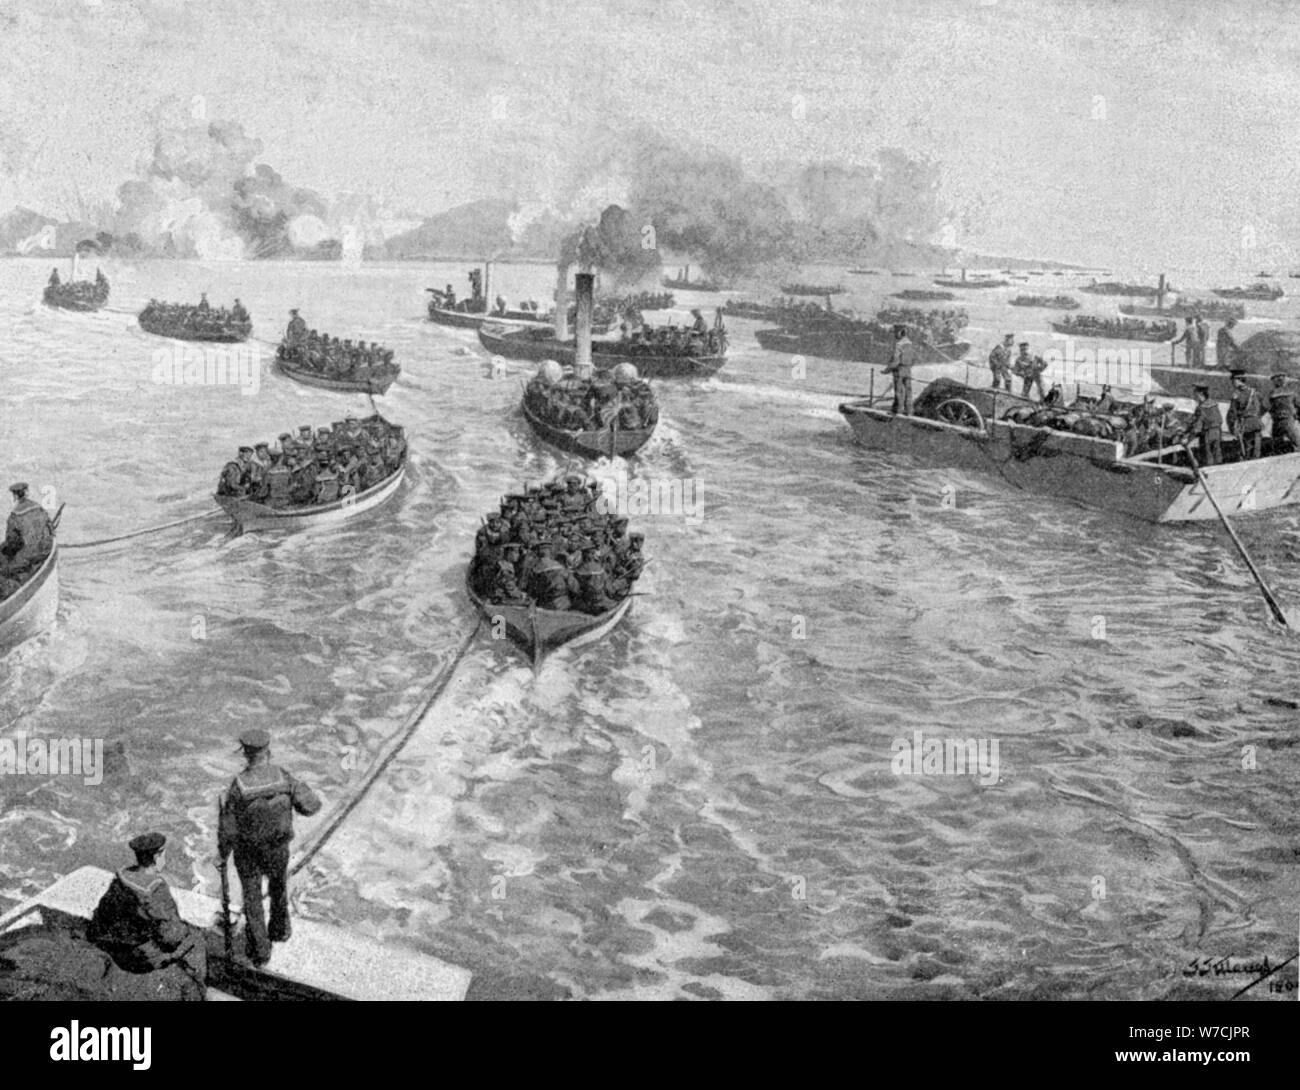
[883,325,916,415]
[218,729,322,967]
[1186,383,1223,465]
[1267,373,1300,452]
[1226,370,1262,460]
[87,832,207,987]
[286,308,308,345]
[217,447,254,497]
[987,334,1015,392]
[1,482,54,580]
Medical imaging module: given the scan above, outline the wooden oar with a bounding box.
[1182,444,1291,627]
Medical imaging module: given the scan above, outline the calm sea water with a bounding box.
[0,257,1296,1000]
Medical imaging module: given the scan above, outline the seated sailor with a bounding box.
[1,482,54,578]
[87,832,207,988]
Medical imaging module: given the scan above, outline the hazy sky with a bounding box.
[2,0,1299,275]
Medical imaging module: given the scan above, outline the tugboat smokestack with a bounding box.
[554,265,570,340]
[483,260,493,313]
[575,271,594,378]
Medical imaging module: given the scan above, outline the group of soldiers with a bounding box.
[0,482,55,600]
[45,266,109,304]
[525,371,659,432]
[279,309,396,377]
[141,293,250,333]
[471,475,646,615]
[616,309,727,356]
[1053,314,1176,340]
[986,335,1052,397]
[1182,371,1300,465]
[875,307,969,345]
[216,415,407,508]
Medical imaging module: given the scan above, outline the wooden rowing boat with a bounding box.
[477,324,727,379]
[0,866,471,1001]
[754,326,971,365]
[214,462,406,532]
[273,353,399,395]
[466,572,633,670]
[139,306,252,342]
[933,277,1007,289]
[427,301,614,333]
[520,399,655,459]
[1051,318,1175,342]
[0,547,58,650]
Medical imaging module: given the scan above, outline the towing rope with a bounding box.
[289,617,484,877]
[60,511,221,549]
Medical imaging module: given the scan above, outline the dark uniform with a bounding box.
[526,545,578,610]
[217,448,254,497]
[1227,376,1262,459]
[1,483,54,577]
[1268,376,1300,452]
[1012,345,1048,399]
[1187,388,1223,465]
[987,338,1014,392]
[218,730,322,966]
[87,832,207,987]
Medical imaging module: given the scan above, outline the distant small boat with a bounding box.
[892,289,955,302]
[140,301,251,342]
[662,266,723,292]
[215,463,405,533]
[1120,299,1244,321]
[779,282,847,296]
[1051,316,1175,342]
[275,345,399,395]
[847,268,880,275]
[1009,294,1079,309]
[1213,283,1284,301]
[933,277,1007,289]
[43,267,108,312]
[1078,281,1162,298]
[0,546,58,650]
[477,323,727,379]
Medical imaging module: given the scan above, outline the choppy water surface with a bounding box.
[1,258,1296,1000]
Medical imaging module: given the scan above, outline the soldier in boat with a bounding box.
[610,533,646,597]
[263,450,294,509]
[0,483,53,587]
[1171,317,1197,366]
[489,542,529,605]
[218,729,322,967]
[1185,384,1223,465]
[987,333,1015,392]
[1012,342,1048,400]
[882,324,916,415]
[286,308,307,345]
[574,542,617,615]
[1214,318,1239,370]
[527,539,578,610]
[1267,373,1300,452]
[232,298,249,324]
[197,292,210,313]
[1227,370,1262,460]
[216,447,255,497]
[48,267,60,287]
[87,832,207,994]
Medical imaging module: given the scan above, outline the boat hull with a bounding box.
[139,312,251,342]
[273,356,398,395]
[0,548,59,649]
[1051,321,1173,342]
[467,574,632,666]
[755,327,971,365]
[478,325,727,379]
[43,287,108,312]
[838,401,1300,523]
[215,464,405,531]
[427,306,612,333]
[520,400,655,459]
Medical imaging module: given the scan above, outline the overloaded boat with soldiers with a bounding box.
[467,474,644,669]
[521,361,659,459]
[723,297,847,324]
[838,378,1300,523]
[1010,294,1079,309]
[892,289,955,302]
[1079,280,1164,298]
[1119,298,1245,320]
[1051,314,1175,342]
[43,266,109,312]
[1213,283,1284,301]
[477,321,728,379]
[756,307,971,365]
[139,296,252,342]
[213,416,408,533]
[274,314,400,395]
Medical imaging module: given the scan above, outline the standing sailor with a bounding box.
[217,729,322,967]
[87,832,207,991]
[1012,342,1048,400]
[1186,384,1223,465]
[1171,317,1197,367]
[1226,370,1262,459]
[1215,319,1239,370]
[286,308,308,345]
[882,324,916,415]
[987,334,1014,392]
[1267,373,1300,452]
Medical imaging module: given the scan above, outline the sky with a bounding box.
[1,0,1299,276]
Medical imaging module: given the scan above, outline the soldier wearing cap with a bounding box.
[1,482,54,580]
[286,308,307,345]
[1216,319,1239,370]
[1185,384,1223,465]
[610,533,645,597]
[1267,373,1300,452]
[489,542,529,605]
[218,729,322,967]
[883,324,917,414]
[526,539,577,610]
[217,448,254,497]
[987,333,1015,392]
[1227,370,1262,460]
[574,543,616,615]
[1011,342,1048,400]
[87,832,207,990]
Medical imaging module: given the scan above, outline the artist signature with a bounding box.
[1183,956,1275,978]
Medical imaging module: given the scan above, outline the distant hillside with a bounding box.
[0,207,60,253]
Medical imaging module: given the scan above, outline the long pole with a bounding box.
[1182,444,1290,627]
[216,795,233,958]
